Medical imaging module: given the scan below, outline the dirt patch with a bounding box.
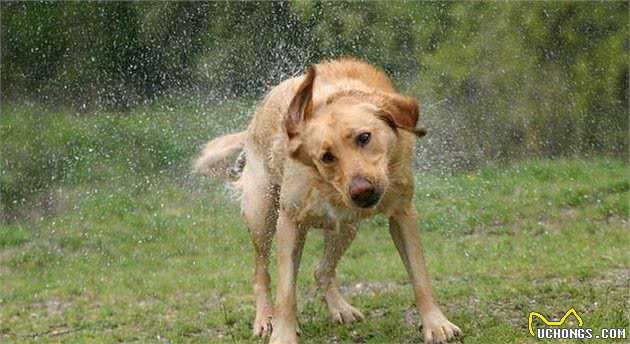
[200,327,231,339]
[24,298,73,321]
[592,268,629,289]
[341,281,408,297]
[302,280,408,304]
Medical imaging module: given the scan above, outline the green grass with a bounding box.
[1,105,628,343]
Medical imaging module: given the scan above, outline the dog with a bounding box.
[194,58,461,344]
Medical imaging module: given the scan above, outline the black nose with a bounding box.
[349,177,381,208]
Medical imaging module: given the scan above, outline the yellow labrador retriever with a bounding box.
[194,58,461,343]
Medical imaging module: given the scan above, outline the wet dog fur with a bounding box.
[193,58,461,344]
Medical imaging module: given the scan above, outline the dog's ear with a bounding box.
[286,137,315,167]
[285,66,315,140]
[379,93,426,138]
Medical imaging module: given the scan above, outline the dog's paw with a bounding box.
[328,298,365,324]
[420,311,462,343]
[252,311,272,337]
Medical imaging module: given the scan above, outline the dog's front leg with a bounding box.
[389,206,462,344]
[315,224,364,324]
[270,211,307,344]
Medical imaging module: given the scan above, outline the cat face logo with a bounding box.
[528,308,583,336]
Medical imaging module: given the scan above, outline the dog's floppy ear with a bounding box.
[284,66,317,165]
[379,93,426,138]
[285,66,316,139]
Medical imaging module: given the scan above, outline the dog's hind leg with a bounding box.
[240,150,279,337]
[314,224,364,324]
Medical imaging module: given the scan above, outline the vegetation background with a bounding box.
[3,1,628,158]
[0,1,628,343]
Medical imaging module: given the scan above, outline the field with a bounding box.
[1,105,628,343]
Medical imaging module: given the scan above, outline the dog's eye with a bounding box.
[321,152,336,164]
[356,132,371,147]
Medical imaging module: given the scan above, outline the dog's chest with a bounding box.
[293,188,368,230]
[319,201,356,231]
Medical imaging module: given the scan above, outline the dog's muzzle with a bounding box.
[349,177,382,208]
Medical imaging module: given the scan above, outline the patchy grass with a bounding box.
[0,106,628,343]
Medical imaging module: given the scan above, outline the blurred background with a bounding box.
[3,2,628,219]
[3,2,628,153]
[0,2,628,342]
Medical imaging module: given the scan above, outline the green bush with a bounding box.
[0,100,252,220]
[1,1,627,169]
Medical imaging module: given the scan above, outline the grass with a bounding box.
[0,105,628,343]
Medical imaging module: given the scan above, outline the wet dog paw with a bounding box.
[328,298,365,324]
[420,311,462,343]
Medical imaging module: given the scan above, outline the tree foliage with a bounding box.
[1,1,627,161]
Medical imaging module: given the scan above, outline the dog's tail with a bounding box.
[192,131,247,181]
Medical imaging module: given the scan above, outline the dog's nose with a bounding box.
[349,177,381,208]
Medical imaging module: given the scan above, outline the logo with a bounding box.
[528,307,627,340]
[528,308,583,336]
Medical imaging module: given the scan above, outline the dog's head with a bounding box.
[284,66,425,209]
